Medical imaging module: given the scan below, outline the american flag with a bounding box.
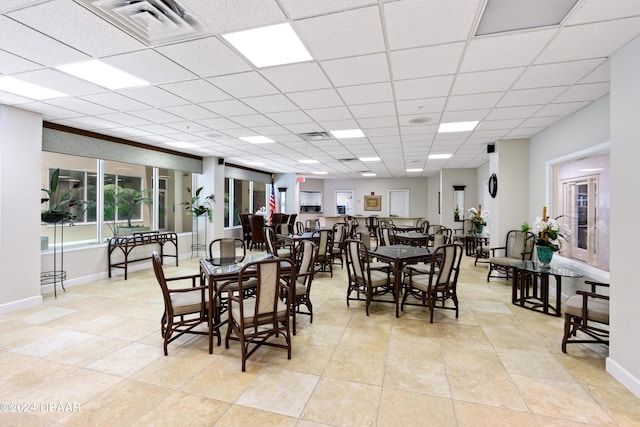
[269,185,276,225]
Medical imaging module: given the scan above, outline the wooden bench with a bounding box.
[108,231,178,280]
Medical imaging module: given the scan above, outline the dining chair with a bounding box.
[224,257,294,371]
[331,222,348,268]
[208,238,245,260]
[292,240,318,331]
[401,243,463,323]
[377,226,396,247]
[152,251,211,355]
[264,226,292,259]
[562,280,610,353]
[487,230,535,281]
[344,238,395,316]
[294,221,305,235]
[238,213,253,247]
[249,215,266,250]
[313,228,334,277]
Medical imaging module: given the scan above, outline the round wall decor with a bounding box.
[488,173,498,198]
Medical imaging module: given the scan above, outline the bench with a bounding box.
[108,231,178,280]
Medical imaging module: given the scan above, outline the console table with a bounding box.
[108,231,178,280]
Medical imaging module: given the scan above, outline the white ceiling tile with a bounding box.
[103,50,195,85]
[337,82,393,105]
[95,113,152,127]
[249,125,290,136]
[157,36,252,78]
[533,101,590,117]
[208,71,278,98]
[321,53,390,87]
[476,119,525,130]
[65,115,119,129]
[394,75,455,100]
[0,16,88,66]
[294,6,385,60]
[390,42,465,80]
[305,106,353,121]
[21,102,80,119]
[484,105,542,120]
[519,116,563,128]
[8,0,144,57]
[12,69,105,96]
[452,68,525,95]
[241,94,298,113]
[116,86,188,108]
[195,117,242,130]
[400,124,438,136]
[398,113,442,126]
[200,99,256,117]
[164,121,210,133]
[362,127,399,137]
[459,29,556,73]
[161,104,217,120]
[283,123,324,134]
[44,97,116,115]
[497,87,567,107]
[279,0,376,19]
[160,80,231,103]
[384,0,483,49]
[505,127,546,138]
[80,92,150,112]
[287,88,344,109]
[535,17,640,64]
[318,119,359,131]
[357,116,398,129]
[579,60,610,83]
[129,109,184,124]
[230,114,276,127]
[513,59,605,89]
[445,93,503,111]
[109,127,154,138]
[135,124,181,135]
[260,62,332,93]
[553,82,609,102]
[0,49,41,74]
[265,110,313,125]
[567,0,640,25]
[182,0,286,34]
[396,98,447,115]
[349,102,396,118]
[441,109,490,122]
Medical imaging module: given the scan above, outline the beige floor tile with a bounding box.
[0,359,78,401]
[12,330,94,359]
[511,374,616,425]
[0,324,61,351]
[390,316,440,338]
[132,391,230,426]
[585,383,640,426]
[437,323,491,345]
[387,334,442,363]
[337,328,390,353]
[378,387,456,427]
[257,342,334,376]
[441,341,504,370]
[294,324,345,348]
[87,342,164,377]
[59,379,171,426]
[301,377,380,426]
[216,404,298,427]
[498,348,575,382]
[383,357,451,398]
[131,349,213,389]
[236,368,319,417]
[16,306,77,325]
[454,400,537,427]
[323,348,386,385]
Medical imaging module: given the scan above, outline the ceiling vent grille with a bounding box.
[298,131,332,141]
[74,0,209,46]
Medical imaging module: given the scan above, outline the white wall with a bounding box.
[441,169,477,230]
[322,177,430,218]
[609,33,640,397]
[0,106,43,313]
[494,139,529,245]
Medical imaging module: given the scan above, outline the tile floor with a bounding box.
[1,250,639,426]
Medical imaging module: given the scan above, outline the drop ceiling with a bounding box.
[1,0,639,178]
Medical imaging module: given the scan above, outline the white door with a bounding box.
[335,190,354,216]
[388,190,409,217]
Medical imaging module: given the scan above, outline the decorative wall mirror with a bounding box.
[453,185,465,221]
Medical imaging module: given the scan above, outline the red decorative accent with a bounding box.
[269,186,276,225]
[370,192,374,196]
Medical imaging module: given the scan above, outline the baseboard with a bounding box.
[606,357,640,398]
[0,295,42,314]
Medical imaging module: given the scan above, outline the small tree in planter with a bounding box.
[104,184,152,236]
[181,187,214,255]
[41,168,82,224]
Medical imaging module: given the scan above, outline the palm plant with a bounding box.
[104,184,152,235]
[181,186,214,222]
[41,168,82,224]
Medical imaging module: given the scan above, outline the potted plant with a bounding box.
[522,211,571,267]
[104,184,152,236]
[41,168,82,224]
[181,186,214,222]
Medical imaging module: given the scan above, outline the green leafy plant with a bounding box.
[41,168,82,224]
[181,186,214,222]
[104,184,152,235]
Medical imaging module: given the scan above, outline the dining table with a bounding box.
[393,231,430,246]
[368,244,433,317]
[200,253,295,352]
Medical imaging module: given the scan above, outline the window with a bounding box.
[224,177,267,228]
[554,151,609,271]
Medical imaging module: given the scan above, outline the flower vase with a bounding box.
[475,225,484,234]
[536,245,554,267]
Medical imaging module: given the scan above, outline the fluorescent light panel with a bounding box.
[0,76,67,100]
[476,0,578,36]
[428,154,452,160]
[56,60,149,89]
[223,23,312,68]
[299,159,318,164]
[438,121,479,133]
[361,173,376,177]
[312,171,328,175]
[359,157,381,162]
[239,136,274,144]
[406,168,423,172]
[330,129,365,139]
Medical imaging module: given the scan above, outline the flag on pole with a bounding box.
[269,185,276,225]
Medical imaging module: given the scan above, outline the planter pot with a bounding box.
[536,245,554,267]
[475,225,484,234]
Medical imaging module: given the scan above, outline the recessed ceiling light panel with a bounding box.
[359,157,381,162]
[56,60,149,89]
[406,168,423,172]
[428,154,452,160]
[438,121,479,133]
[223,23,312,68]
[361,173,376,177]
[312,171,328,175]
[299,159,319,164]
[0,76,68,100]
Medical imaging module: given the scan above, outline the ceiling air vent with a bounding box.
[298,131,332,141]
[338,158,358,162]
[74,0,209,46]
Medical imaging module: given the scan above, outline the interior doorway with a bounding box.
[388,189,409,217]
[335,190,354,216]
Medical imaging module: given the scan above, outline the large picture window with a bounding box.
[224,177,267,228]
